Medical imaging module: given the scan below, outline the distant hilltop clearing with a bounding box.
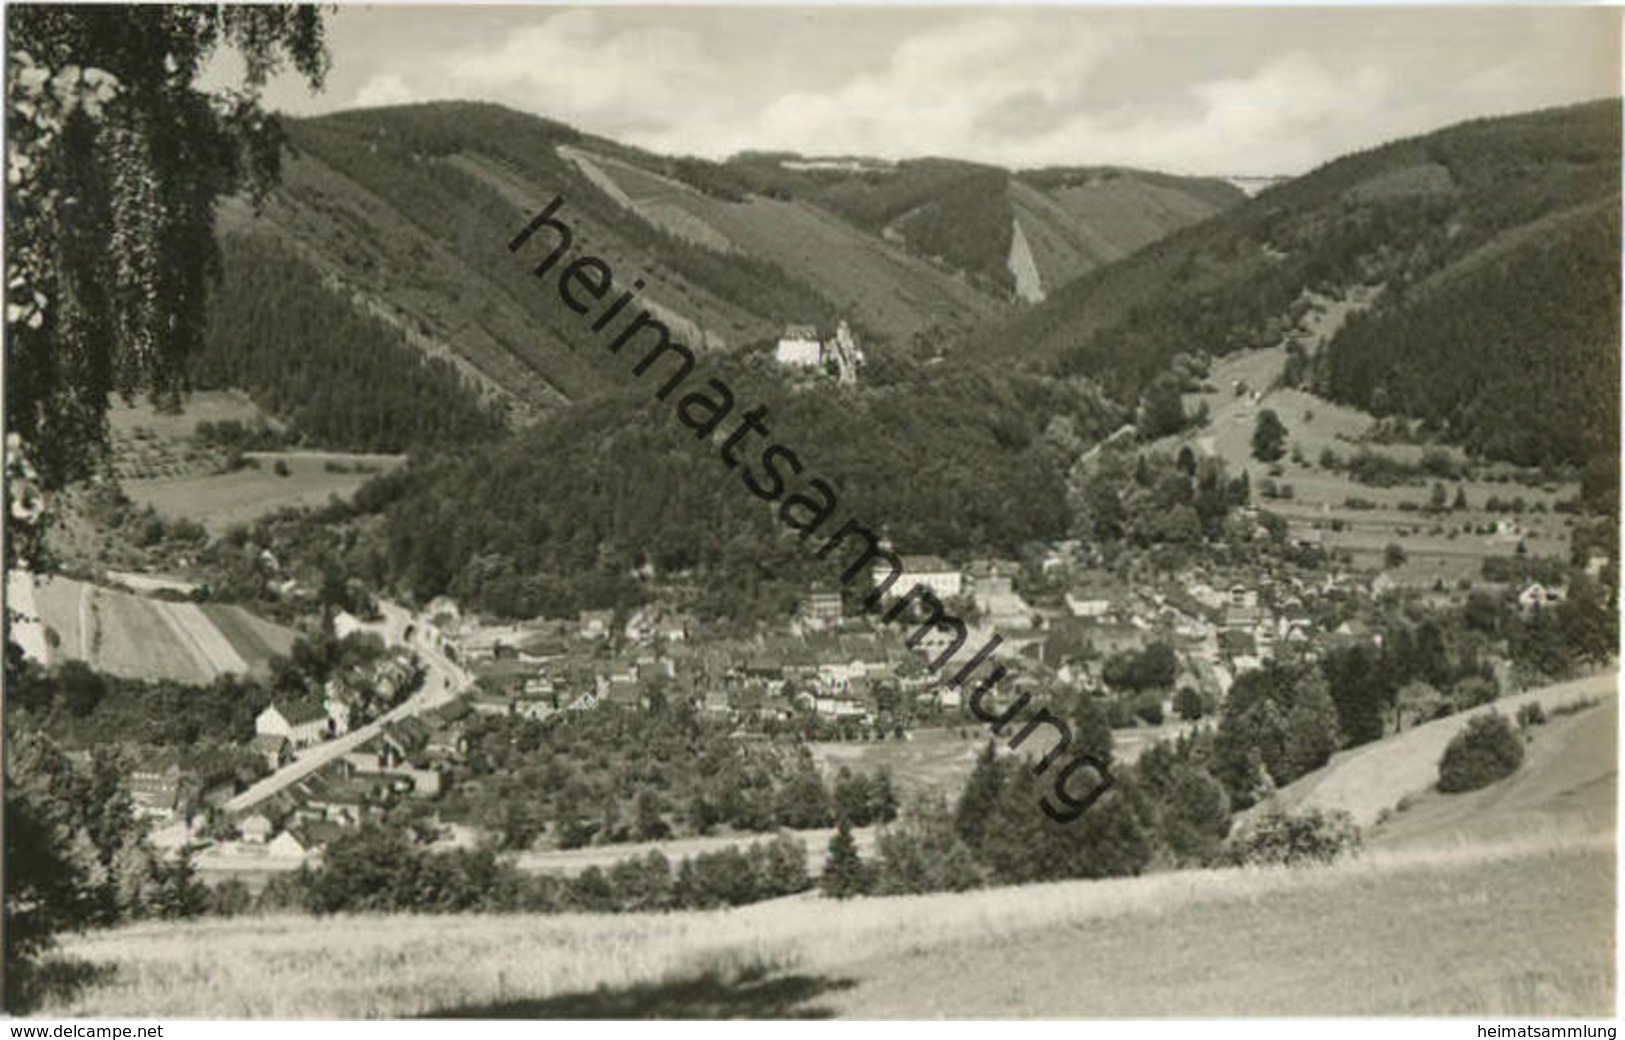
[1223,174,1290,196]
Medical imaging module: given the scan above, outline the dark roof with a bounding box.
[273,700,328,726]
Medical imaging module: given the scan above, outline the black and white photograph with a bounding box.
[2,1,1620,1023]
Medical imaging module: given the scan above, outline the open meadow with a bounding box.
[808,721,1206,813]
[41,836,1612,1019]
[807,727,985,805]
[22,574,296,683]
[1150,342,1577,590]
[1270,670,1616,829]
[125,451,405,537]
[102,389,408,536]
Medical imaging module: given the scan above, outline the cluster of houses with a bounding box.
[247,651,423,770]
[125,644,428,847]
[167,706,470,865]
[125,520,1594,872]
[423,544,1361,732]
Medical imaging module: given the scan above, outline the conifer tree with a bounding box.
[821,820,871,899]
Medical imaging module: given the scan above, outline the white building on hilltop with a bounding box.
[873,555,964,602]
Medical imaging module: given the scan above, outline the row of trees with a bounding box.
[258,825,813,916]
[821,719,1358,902]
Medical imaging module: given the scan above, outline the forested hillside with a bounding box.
[194,234,506,453]
[327,360,1122,619]
[971,99,1620,468]
[213,102,845,418]
[1323,198,1619,467]
[197,101,1242,426]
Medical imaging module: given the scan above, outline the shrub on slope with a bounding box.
[1437,713,1525,793]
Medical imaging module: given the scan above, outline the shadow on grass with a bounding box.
[5,956,118,1015]
[422,958,858,1019]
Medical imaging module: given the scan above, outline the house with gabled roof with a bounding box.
[265,830,311,861]
[240,812,274,844]
[564,690,600,712]
[1518,582,1564,614]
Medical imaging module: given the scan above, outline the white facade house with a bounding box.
[1065,592,1113,619]
[813,696,869,719]
[255,702,329,749]
[873,555,964,601]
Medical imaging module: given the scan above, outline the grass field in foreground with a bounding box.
[42,837,1612,1018]
[825,840,1614,1018]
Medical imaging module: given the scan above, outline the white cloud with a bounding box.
[640,14,1130,161]
[1022,54,1396,174]
[621,22,1396,174]
[436,10,713,132]
[256,6,1616,176]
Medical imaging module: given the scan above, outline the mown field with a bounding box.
[103,387,408,536]
[807,727,985,805]
[807,720,1205,811]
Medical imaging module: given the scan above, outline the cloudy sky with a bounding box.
[248,4,1620,176]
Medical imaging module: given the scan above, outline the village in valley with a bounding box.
[14,324,1607,890]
